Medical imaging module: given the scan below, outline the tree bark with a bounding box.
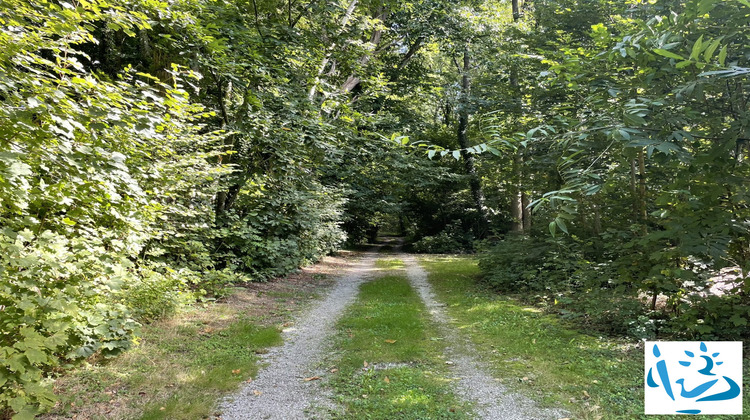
[630,157,639,220]
[308,0,358,102]
[508,2,528,234]
[339,9,386,94]
[638,148,647,223]
[510,153,524,233]
[457,46,489,237]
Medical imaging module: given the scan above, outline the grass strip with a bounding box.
[420,255,750,420]
[41,278,335,420]
[328,264,469,419]
[45,313,281,420]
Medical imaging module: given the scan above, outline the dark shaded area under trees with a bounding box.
[1,0,749,417]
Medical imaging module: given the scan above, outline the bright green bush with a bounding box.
[0,1,226,416]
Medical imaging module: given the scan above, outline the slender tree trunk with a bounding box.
[509,2,528,234]
[592,198,602,236]
[638,148,647,223]
[339,8,386,94]
[457,46,489,237]
[308,0,358,102]
[522,191,531,232]
[510,153,524,233]
[630,157,639,220]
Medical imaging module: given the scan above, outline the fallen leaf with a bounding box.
[363,361,369,368]
[232,369,241,375]
[246,378,253,383]
[582,390,590,399]
[304,376,321,381]
[159,407,165,411]
[449,407,456,413]
[591,380,599,384]
[445,361,454,365]
[384,376,390,383]
[384,339,397,344]
[522,376,529,381]
[361,394,368,399]
[330,368,338,373]
[253,390,263,396]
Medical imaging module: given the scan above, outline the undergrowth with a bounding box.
[421,255,750,420]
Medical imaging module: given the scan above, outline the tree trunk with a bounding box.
[308,0,358,102]
[592,198,602,236]
[510,153,524,233]
[522,191,531,232]
[638,148,647,223]
[339,9,385,94]
[508,2,528,234]
[457,46,489,237]
[630,157,639,221]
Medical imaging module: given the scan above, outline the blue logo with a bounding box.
[645,341,743,415]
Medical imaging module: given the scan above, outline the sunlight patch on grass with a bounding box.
[45,308,283,420]
[375,258,405,270]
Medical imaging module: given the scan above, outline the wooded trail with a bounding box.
[219,249,566,419]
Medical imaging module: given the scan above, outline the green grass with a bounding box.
[46,309,283,420]
[375,258,405,269]
[138,319,281,419]
[420,256,750,420]
[327,272,470,419]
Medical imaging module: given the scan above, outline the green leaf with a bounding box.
[718,45,728,66]
[653,49,684,60]
[452,150,461,160]
[11,406,38,420]
[25,348,47,365]
[676,60,693,69]
[548,221,557,237]
[487,147,501,156]
[690,35,704,61]
[427,150,436,159]
[703,39,721,62]
[624,113,647,126]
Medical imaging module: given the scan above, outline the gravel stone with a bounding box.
[218,251,378,420]
[402,254,568,420]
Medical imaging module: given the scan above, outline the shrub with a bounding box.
[412,221,473,254]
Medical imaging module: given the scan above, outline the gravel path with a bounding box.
[402,254,568,420]
[218,251,379,420]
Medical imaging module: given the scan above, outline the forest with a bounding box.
[1,0,749,417]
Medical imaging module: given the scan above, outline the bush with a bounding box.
[0,231,140,417]
[120,266,196,322]
[412,221,473,254]
[478,236,586,292]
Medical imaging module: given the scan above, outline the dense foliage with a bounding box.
[1,0,749,417]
